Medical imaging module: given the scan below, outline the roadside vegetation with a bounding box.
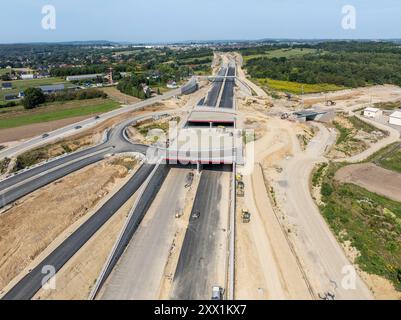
[329,115,387,158]
[313,162,401,291]
[0,157,10,174]
[108,156,139,171]
[135,116,181,136]
[297,126,316,150]
[13,135,95,172]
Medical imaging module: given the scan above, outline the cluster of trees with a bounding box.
[0,101,18,109]
[117,62,195,99]
[46,88,107,102]
[22,88,46,109]
[245,42,401,87]
[22,88,107,109]
[50,65,109,77]
[117,75,151,99]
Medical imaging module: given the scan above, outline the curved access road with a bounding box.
[278,123,373,299]
[0,88,181,160]
[0,111,170,209]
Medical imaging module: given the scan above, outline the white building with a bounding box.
[389,111,401,126]
[166,80,178,89]
[20,74,35,80]
[66,74,103,81]
[363,107,382,118]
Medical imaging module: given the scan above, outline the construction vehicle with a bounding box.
[325,100,336,106]
[237,180,244,197]
[184,172,194,188]
[241,209,251,223]
[281,112,289,120]
[236,173,245,197]
[175,209,183,219]
[284,92,300,102]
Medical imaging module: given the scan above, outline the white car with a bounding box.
[211,286,223,300]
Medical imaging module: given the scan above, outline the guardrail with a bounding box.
[227,162,236,300]
[89,161,169,299]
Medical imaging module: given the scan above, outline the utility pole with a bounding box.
[301,85,304,108]
[108,67,113,85]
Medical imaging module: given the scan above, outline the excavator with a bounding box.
[241,209,251,223]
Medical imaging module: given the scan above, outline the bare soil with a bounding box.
[303,85,401,109]
[100,87,141,105]
[0,115,92,144]
[33,186,139,300]
[335,163,401,202]
[0,156,138,292]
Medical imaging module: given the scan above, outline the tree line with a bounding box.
[22,88,107,109]
[245,41,401,88]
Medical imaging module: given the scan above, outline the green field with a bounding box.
[314,162,401,291]
[0,77,69,102]
[373,101,401,110]
[0,68,10,76]
[243,48,318,62]
[0,100,119,129]
[369,142,401,174]
[255,78,346,94]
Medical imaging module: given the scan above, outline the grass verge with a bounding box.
[314,162,401,291]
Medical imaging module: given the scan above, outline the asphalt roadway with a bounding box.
[170,165,231,300]
[0,88,181,160]
[204,67,227,107]
[0,113,157,209]
[1,65,236,299]
[100,167,192,299]
[219,65,235,109]
[2,162,155,300]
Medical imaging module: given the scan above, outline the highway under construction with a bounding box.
[97,62,238,300]
[1,60,239,300]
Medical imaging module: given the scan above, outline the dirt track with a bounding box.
[335,163,401,202]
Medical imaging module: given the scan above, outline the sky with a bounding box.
[1,0,401,43]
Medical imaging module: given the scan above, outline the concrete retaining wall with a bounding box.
[181,77,199,95]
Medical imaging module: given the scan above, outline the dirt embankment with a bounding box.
[236,99,313,299]
[303,85,401,108]
[33,184,139,300]
[0,156,139,292]
[328,115,386,159]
